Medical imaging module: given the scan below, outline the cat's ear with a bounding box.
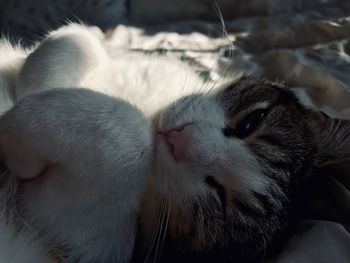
[305,110,350,224]
[307,109,350,168]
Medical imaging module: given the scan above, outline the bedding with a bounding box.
[0,0,349,262]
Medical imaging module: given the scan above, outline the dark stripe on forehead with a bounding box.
[251,141,296,183]
[292,157,314,183]
[252,191,278,216]
[220,79,298,118]
[268,185,288,203]
[263,169,290,191]
[234,197,265,218]
[255,146,295,188]
[250,145,292,189]
[273,87,300,107]
[266,159,295,174]
[259,134,286,148]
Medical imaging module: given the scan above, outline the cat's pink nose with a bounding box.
[159,123,194,161]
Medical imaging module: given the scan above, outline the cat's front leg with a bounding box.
[0,88,153,263]
[16,23,109,101]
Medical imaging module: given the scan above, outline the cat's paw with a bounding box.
[16,23,109,100]
[0,213,53,263]
[0,87,152,181]
[0,88,153,262]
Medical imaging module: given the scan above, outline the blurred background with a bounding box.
[1,0,349,114]
[0,0,349,112]
[2,0,348,116]
[0,0,348,45]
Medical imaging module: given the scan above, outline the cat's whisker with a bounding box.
[215,4,235,61]
[143,195,165,263]
[152,197,168,263]
[153,197,171,263]
[212,2,238,84]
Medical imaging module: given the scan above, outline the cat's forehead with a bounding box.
[218,77,292,114]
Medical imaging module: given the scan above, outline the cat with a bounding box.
[0,23,349,263]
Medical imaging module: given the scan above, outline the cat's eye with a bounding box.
[223,108,269,139]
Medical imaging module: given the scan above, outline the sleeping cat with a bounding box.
[0,24,349,263]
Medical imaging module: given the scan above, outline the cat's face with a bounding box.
[139,77,350,261]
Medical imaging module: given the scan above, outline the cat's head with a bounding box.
[138,76,350,261]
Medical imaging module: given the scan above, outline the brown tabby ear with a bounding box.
[301,110,350,225]
[307,109,350,168]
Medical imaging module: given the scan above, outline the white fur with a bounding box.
[0,40,27,115]
[16,24,109,100]
[0,24,156,263]
[0,88,153,262]
[0,24,266,262]
[0,213,52,263]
